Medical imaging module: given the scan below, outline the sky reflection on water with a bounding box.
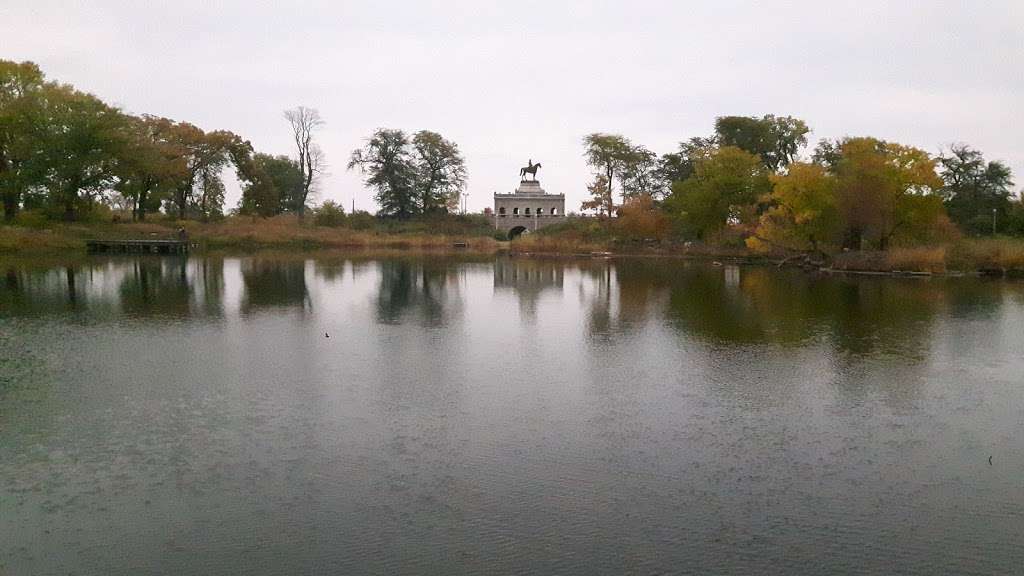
[1,255,1022,575]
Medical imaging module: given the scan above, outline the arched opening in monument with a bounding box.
[536,207,544,216]
[498,207,506,217]
[524,207,531,215]
[513,207,519,216]
[550,207,558,216]
[508,226,528,240]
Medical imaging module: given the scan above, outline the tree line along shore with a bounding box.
[2,59,1024,275]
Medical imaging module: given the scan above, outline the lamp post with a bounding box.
[993,208,997,235]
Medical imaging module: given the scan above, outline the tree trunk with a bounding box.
[0,154,15,221]
[176,187,187,220]
[843,227,862,251]
[63,186,77,222]
[137,190,147,221]
[606,165,614,216]
[2,192,18,222]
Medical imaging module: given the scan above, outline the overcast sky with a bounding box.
[4,0,1022,212]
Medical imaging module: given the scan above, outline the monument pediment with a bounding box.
[515,180,546,195]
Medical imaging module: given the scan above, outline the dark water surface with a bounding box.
[1,255,1022,575]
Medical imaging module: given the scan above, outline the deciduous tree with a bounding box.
[114,115,186,221]
[284,106,325,218]
[665,146,771,240]
[614,193,669,240]
[829,137,945,249]
[348,129,417,219]
[715,115,809,172]
[748,162,840,253]
[0,60,47,220]
[412,130,466,214]
[582,175,612,216]
[619,145,660,200]
[35,84,126,220]
[239,153,303,217]
[582,133,633,213]
[938,144,1015,235]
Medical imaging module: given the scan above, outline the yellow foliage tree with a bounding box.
[832,137,944,250]
[748,163,840,253]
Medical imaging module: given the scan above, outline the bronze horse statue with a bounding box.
[520,159,541,181]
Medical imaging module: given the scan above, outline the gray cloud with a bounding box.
[4,0,1021,212]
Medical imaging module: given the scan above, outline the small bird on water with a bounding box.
[989,455,993,465]
[325,332,330,338]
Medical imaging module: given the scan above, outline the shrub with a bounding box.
[347,210,377,230]
[614,194,669,241]
[313,201,346,227]
[13,210,49,229]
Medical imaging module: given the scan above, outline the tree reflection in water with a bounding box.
[375,258,462,327]
[240,258,310,316]
[575,259,963,359]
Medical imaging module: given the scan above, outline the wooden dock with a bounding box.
[86,239,190,254]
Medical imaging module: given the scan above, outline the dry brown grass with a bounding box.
[0,226,83,253]
[947,238,1024,271]
[507,234,607,255]
[885,246,948,274]
[8,215,1024,277]
[831,247,947,274]
[2,215,502,254]
[830,239,1024,274]
[199,218,500,252]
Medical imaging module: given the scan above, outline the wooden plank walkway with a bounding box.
[85,239,190,254]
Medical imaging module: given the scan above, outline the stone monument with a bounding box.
[494,160,566,239]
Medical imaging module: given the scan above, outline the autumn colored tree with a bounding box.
[1,59,275,222]
[824,137,945,250]
[113,115,187,221]
[162,124,240,220]
[614,193,669,240]
[747,162,840,253]
[665,146,771,240]
[581,175,612,216]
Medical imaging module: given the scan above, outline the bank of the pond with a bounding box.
[3,220,1024,278]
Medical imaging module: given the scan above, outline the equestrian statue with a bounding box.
[520,159,542,182]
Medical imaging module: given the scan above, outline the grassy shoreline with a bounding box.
[3,219,1024,277]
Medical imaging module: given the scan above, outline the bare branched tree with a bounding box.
[284,106,325,218]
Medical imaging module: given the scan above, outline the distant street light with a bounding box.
[993,208,997,235]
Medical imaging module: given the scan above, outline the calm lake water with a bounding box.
[1,254,1022,575]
